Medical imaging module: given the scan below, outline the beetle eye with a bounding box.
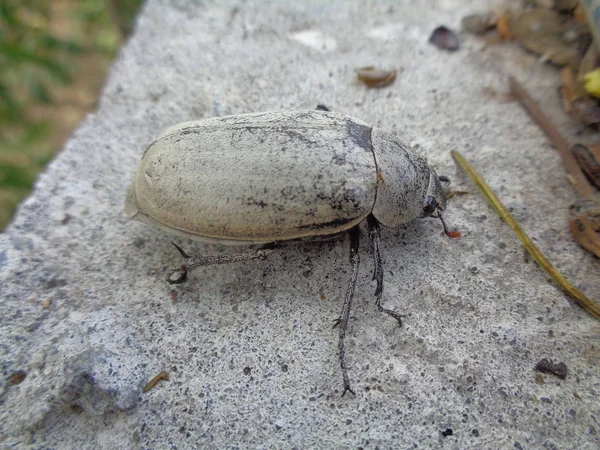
[422,196,437,217]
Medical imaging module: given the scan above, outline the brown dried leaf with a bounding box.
[555,0,579,12]
[561,67,587,112]
[511,9,578,66]
[572,143,600,188]
[9,371,27,385]
[569,214,600,258]
[570,97,600,126]
[429,26,459,51]
[574,5,586,23]
[576,45,598,82]
[143,371,169,393]
[355,67,397,88]
[461,13,495,35]
[496,14,512,39]
[534,358,568,379]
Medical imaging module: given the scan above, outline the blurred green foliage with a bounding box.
[0,0,142,228]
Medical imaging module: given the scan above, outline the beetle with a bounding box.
[125,109,458,395]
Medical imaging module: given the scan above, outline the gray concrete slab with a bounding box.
[1,0,599,448]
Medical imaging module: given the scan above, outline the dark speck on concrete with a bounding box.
[535,359,567,380]
[45,278,68,289]
[9,370,27,385]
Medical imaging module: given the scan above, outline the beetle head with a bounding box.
[421,170,446,218]
[421,170,460,238]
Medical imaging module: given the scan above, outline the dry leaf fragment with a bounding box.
[571,97,600,126]
[574,5,586,23]
[534,358,568,379]
[461,13,495,35]
[41,297,53,309]
[9,371,26,385]
[511,9,578,66]
[496,14,512,39]
[569,214,600,258]
[572,143,600,188]
[560,66,587,112]
[429,26,459,51]
[555,0,579,12]
[143,371,169,393]
[355,67,397,88]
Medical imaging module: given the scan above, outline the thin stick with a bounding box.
[451,150,600,320]
[508,76,596,201]
[143,371,169,393]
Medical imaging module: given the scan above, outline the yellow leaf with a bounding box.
[583,69,600,97]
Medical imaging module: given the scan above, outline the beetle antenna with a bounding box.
[439,214,461,239]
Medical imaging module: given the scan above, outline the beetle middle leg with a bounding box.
[166,243,274,284]
[367,215,404,326]
[334,226,360,397]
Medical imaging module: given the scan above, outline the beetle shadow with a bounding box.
[159,236,351,315]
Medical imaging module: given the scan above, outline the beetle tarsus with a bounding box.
[341,384,356,397]
[337,226,360,397]
[368,215,403,324]
[375,294,405,327]
[167,266,188,284]
[374,281,383,297]
[439,214,461,239]
[171,242,190,259]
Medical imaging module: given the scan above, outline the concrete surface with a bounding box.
[1,0,600,448]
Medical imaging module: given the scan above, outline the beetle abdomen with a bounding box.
[127,111,378,242]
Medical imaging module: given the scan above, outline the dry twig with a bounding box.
[508,76,596,201]
[451,150,600,321]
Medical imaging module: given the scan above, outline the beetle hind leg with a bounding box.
[166,242,274,284]
[367,215,405,327]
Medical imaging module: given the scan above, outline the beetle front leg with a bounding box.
[367,215,404,327]
[166,243,274,284]
[335,226,360,397]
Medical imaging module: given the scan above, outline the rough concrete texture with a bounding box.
[1,0,599,448]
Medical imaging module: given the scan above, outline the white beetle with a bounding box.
[125,110,457,395]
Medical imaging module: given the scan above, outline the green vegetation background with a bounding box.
[0,0,142,228]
